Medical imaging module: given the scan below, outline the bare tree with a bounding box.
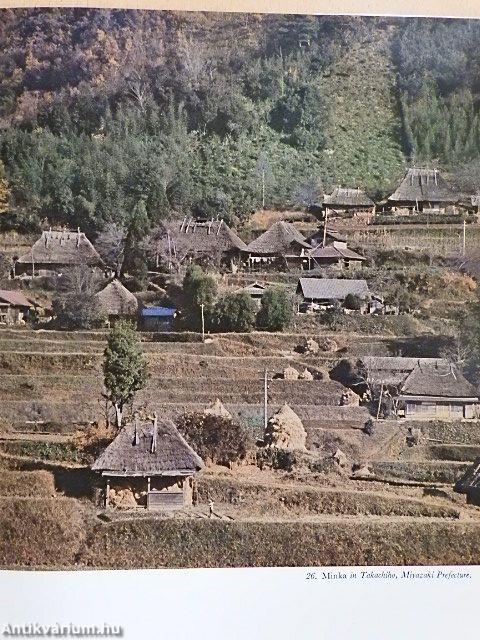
[95,225,127,278]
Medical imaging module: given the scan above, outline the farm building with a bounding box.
[399,362,479,420]
[246,221,311,270]
[0,289,34,324]
[140,306,177,331]
[235,282,267,307]
[159,217,247,270]
[306,228,366,269]
[357,356,449,388]
[386,168,459,213]
[297,278,370,309]
[322,186,375,218]
[92,415,204,510]
[455,458,480,506]
[94,279,138,324]
[14,228,104,277]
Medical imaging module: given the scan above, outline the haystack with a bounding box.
[300,337,319,355]
[318,337,338,353]
[332,448,348,468]
[340,389,360,406]
[283,365,300,380]
[264,404,307,451]
[299,368,314,381]
[203,399,233,420]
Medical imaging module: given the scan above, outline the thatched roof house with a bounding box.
[247,221,311,269]
[307,244,365,268]
[0,289,34,325]
[94,279,138,321]
[323,187,374,216]
[15,228,103,276]
[307,228,347,247]
[358,356,449,387]
[161,217,247,269]
[387,168,458,212]
[92,415,203,510]
[399,362,479,420]
[455,458,480,506]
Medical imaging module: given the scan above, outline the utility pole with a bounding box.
[462,219,466,256]
[263,368,268,436]
[200,303,205,343]
[323,209,328,246]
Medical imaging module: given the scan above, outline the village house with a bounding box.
[386,168,459,214]
[140,306,177,331]
[398,361,479,420]
[322,186,375,219]
[246,221,311,270]
[92,414,204,510]
[305,227,366,269]
[0,289,35,325]
[13,228,104,277]
[297,277,371,311]
[357,356,449,389]
[94,279,139,325]
[235,282,268,307]
[160,216,247,271]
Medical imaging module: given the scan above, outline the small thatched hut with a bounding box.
[322,187,375,218]
[246,221,311,270]
[14,228,104,277]
[264,403,307,451]
[92,415,204,510]
[94,279,138,323]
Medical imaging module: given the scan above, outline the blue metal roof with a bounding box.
[141,306,177,318]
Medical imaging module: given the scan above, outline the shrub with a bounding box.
[177,413,251,466]
[214,292,257,332]
[256,287,292,331]
[256,447,297,471]
[343,293,363,311]
[319,302,343,330]
[183,265,217,329]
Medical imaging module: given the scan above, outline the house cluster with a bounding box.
[356,356,479,421]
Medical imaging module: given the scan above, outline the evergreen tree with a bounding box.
[103,321,148,427]
[214,292,257,332]
[257,287,292,331]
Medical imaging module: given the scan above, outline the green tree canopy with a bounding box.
[103,321,148,427]
[214,292,257,332]
[257,287,292,331]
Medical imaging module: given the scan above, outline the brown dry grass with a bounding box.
[0,470,55,497]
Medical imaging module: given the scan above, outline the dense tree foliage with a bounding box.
[257,287,292,331]
[1,11,480,233]
[214,291,257,332]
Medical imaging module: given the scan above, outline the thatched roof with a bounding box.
[92,417,204,476]
[163,217,247,261]
[264,403,307,451]
[0,289,33,308]
[298,278,369,301]
[400,362,478,399]
[247,221,310,255]
[17,229,103,267]
[388,168,458,204]
[455,458,480,493]
[324,187,374,208]
[359,356,448,386]
[94,279,138,317]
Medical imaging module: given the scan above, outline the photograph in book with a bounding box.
[0,8,480,570]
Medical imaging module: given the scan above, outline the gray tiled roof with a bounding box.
[298,278,369,300]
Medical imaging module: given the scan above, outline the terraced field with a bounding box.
[1,324,479,568]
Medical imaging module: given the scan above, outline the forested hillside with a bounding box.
[0,10,480,235]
